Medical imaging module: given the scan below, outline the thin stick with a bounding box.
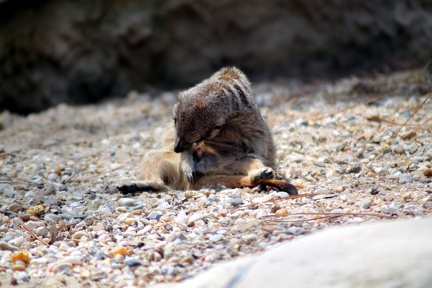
[227,192,322,210]
[63,166,87,184]
[366,115,432,127]
[0,153,15,159]
[18,216,50,246]
[265,211,394,219]
[47,221,58,245]
[0,176,43,187]
[267,215,340,223]
[392,92,432,138]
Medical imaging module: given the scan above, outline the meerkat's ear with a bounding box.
[178,91,186,100]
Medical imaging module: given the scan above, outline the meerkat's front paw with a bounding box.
[184,170,196,183]
[250,167,276,182]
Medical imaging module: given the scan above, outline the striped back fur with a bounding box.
[174,66,276,177]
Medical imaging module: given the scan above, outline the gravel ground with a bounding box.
[0,69,431,287]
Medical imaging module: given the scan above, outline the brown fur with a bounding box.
[116,67,297,195]
[173,67,277,184]
[117,131,297,194]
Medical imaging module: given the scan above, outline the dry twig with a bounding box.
[392,92,432,138]
[63,166,87,184]
[265,211,394,223]
[0,176,43,188]
[48,221,58,245]
[367,115,432,128]
[18,216,50,246]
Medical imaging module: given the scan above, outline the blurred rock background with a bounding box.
[1,0,431,114]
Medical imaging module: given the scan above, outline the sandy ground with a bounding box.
[0,68,431,287]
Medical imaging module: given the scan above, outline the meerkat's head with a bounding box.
[173,85,228,153]
[173,66,254,153]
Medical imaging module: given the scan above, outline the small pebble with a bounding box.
[110,163,121,170]
[72,231,89,240]
[35,227,49,237]
[118,198,136,207]
[424,168,432,177]
[95,251,108,261]
[7,203,24,213]
[402,193,412,202]
[125,218,138,225]
[381,144,391,153]
[230,198,243,206]
[241,234,258,244]
[275,208,288,217]
[393,145,406,154]
[361,199,372,209]
[160,215,171,222]
[125,256,142,266]
[334,186,344,193]
[15,271,29,282]
[330,208,344,214]
[389,202,400,210]
[370,188,379,195]
[44,214,60,222]
[112,254,124,263]
[148,211,162,221]
[116,207,127,213]
[52,263,73,273]
[209,234,224,242]
[44,185,57,195]
[274,192,289,198]
[109,247,132,257]
[0,241,19,251]
[287,227,304,235]
[98,207,114,217]
[12,264,26,271]
[367,171,375,177]
[400,174,413,183]
[48,173,58,181]
[346,165,362,174]
[180,256,194,265]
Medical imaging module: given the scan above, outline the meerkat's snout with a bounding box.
[174,137,189,153]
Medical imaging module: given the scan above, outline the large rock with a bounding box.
[1,0,432,114]
[156,217,432,288]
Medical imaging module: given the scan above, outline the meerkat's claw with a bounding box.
[260,167,276,180]
[250,167,276,182]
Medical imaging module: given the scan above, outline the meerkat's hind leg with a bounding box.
[116,180,167,194]
[247,165,298,195]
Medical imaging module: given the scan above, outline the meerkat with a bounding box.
[117,133,297,194]
[173,67,281,182]
[117,67,297,195]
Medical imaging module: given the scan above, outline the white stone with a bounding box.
[154,217,432,288]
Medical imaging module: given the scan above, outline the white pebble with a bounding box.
[48,173,58,181]
[110,163,121,170]
[209,234,224,242]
